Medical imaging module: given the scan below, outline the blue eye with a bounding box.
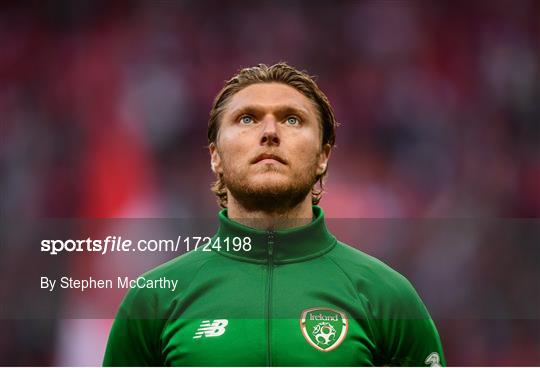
[286,116,300,125]
[240,116,254,125]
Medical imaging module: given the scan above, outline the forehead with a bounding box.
[223,82,318,117]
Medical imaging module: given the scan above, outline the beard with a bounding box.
[221,161,319,215]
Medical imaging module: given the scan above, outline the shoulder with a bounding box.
[326,241,410,287]
[326,241,427,318]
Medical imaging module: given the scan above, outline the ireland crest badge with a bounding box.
[300,307,348,352]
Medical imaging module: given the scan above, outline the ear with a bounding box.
[316,143,332,176]
[209,142,223,174]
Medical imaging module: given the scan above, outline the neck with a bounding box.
[226,193,314,230]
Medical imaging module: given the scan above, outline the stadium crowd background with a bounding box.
[0,0,539,366]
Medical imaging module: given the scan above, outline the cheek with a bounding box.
[218,131,252,166]
[290,133,321,165]
[220,128,244,149]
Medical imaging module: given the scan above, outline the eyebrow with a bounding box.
[228,104,312,120]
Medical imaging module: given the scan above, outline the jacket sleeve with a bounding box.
[376,276,446,367]
[102,287,162,366]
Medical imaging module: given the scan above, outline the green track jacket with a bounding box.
[103,206,446,366]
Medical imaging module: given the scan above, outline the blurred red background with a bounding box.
[1,0,539,365]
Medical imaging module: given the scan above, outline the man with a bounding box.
[103,63,446,366]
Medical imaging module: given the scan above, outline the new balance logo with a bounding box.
[193,319,228,339]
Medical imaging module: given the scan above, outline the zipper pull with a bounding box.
[267,230,275,257]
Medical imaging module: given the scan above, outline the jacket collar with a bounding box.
[213,205,336,264]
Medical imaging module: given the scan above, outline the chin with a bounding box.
[248,173,290,188]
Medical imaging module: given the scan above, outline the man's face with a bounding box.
[209,82,331,213]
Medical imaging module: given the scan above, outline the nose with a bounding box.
[260,116,280,146]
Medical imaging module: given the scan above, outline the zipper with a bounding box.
[266,230,275,366]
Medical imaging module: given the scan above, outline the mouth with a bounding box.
[252,153,287,165]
